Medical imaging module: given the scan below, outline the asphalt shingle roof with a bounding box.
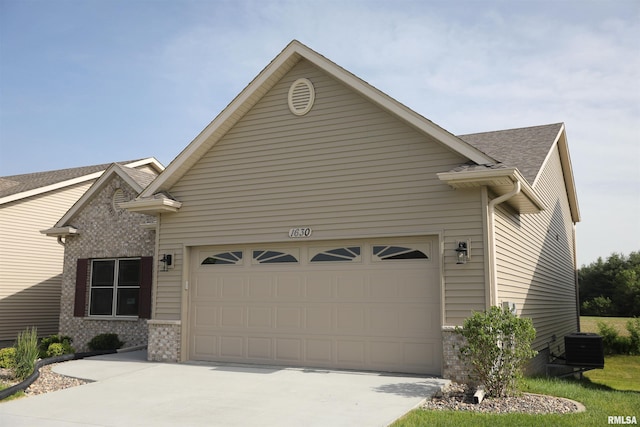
[457,123,563,184]
[0,159,146,199]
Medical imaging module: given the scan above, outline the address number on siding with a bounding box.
[289,227,312,238]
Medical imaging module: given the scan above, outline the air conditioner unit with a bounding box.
[564,333,604,368]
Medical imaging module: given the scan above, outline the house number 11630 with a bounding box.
[288,227,312,238]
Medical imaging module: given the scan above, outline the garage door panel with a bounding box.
[276,338,302,360]
[194,304,218,327]
[195,274,219,298]
[307,275,333,298]
[248,276,273,298]
[336,273,366,298]
[275,307,302,329]
[305,339,333,363]
[220,336,244,357]
[221,277,246,298]
[337,305,365,331]
[306,306,333,330]
[248,337,272,359]
[189,238,442,375]
[336,340,365,364]
[193,335,216,357]
[275,275,303,298]
[248,307,272,328]
[221,307,244,328]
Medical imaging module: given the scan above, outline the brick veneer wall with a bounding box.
[58,175,156,351]
[147,320,181,362]
[441,327,471,383]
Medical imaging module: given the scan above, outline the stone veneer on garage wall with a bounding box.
[147,320,181,362]
[57,175,156,351]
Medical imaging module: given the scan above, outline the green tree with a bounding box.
[579,251,640,317]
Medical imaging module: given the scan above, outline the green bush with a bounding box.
[456,306,537,398]
[87,333,124,351]
[38,334,74,358]
[14,327,39,380]
[627,318,640,354]
[597,320,639,355]
[0,347,16,369]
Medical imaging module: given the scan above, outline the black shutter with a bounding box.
[74,259,89,317]
[138,256,153,319]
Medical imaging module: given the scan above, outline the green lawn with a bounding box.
[392,354,640,427]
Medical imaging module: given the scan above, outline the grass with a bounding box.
[581,316,632,337]
[392,352,640,426]
[0,382,25,402]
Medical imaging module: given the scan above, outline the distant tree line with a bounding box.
[579,251,640,317]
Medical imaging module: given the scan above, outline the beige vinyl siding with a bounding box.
[0,181,93,340]
[494,145,578,353]
[155,59,487,324]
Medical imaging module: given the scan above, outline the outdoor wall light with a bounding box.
[455,241,469,264]
[160,253,173,271]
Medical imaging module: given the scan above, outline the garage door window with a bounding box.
[253,250,298,264]
[202,251,243,265]
[372,245,429,261]
[310,247,361,262]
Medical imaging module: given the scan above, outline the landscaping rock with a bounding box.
[422,382,583,414]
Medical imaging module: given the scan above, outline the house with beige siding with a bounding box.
[0,158,162,344]
[58,40,579,379]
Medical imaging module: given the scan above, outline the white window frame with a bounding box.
[89,257,141,318]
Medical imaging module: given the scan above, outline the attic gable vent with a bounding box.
[288,78,315,116]
[112,188,127,211]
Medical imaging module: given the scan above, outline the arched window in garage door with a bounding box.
[252,250,299,264]
[372,245,429,261]
[202,251,243,265]
[310,247,361,262]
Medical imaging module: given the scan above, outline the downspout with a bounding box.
[56,236,66,246]
[487,180,521,307]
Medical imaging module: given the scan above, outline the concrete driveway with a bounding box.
[0,350,449,427]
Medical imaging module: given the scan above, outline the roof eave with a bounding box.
[438,168,546,214]
[40,226,79,238]
[120,198,183,215]
[141,40,495,197]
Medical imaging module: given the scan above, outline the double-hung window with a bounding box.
[89,258,141,317]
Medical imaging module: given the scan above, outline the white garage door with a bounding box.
[188,237,441,374]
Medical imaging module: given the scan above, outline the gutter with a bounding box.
[487,180,521,307]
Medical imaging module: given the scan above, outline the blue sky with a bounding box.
[0,0,638,265]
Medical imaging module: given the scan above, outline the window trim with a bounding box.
[88,257,141,318]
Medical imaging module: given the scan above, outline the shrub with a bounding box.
[627,318,640,354]
[456,306,537,398]
[0,347,16,369]
[39,335,75,359]
[87,333,124,351]
[14,327,39,380]
[597,321,635,355]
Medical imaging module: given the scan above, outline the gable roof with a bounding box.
[458,123,563,184]
[137,40,495,199]
[442,123,580,222]
[0,158,164,205]
[41,162,161,237]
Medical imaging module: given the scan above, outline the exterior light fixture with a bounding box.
[160,253,173,271]
[455,241,469,264]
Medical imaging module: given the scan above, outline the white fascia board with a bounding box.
[438,167,546,213]
[53,164,149,228]
[40,226,78,237]
[120,198,182,214]
[535,124,580,223]
[141,40,494,197]
[124,157,165,173]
